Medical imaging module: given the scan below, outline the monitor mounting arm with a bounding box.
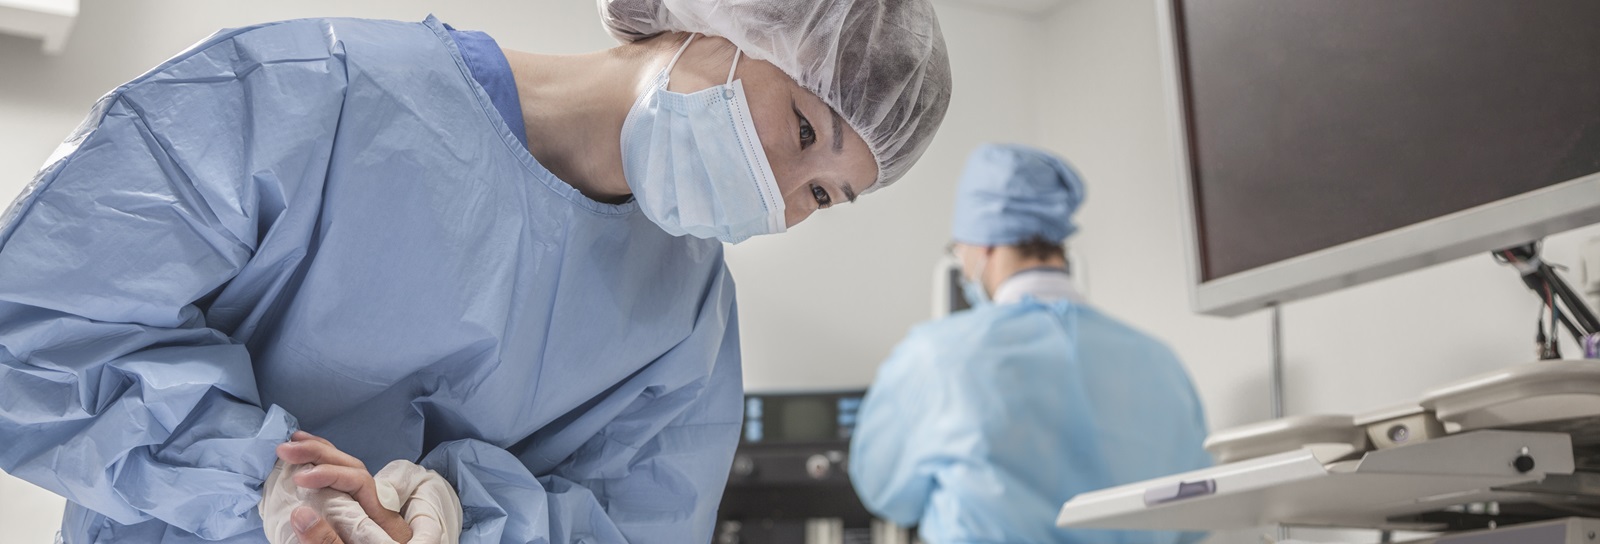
[1493,241,1600,342]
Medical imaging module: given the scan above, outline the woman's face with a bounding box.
[665,36,878,228]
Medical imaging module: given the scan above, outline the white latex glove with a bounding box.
[371,459,462,544]
[261,459,463,544]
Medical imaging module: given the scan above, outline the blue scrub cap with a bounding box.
[950,144,1087,246]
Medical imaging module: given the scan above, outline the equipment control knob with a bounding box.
[1513,447,1536,473]
[732,454,757,478]
[806,454,832,480]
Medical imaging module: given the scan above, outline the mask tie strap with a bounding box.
[664,33,697,75]
[726,48,742,84]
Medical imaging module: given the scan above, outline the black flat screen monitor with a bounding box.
[1168,0,1600,315]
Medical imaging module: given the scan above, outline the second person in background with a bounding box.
[850,144,1212,544]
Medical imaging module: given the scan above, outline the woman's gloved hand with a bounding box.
[260,431,462,543]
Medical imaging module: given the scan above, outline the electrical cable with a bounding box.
[1495,244,1594,339]
[1537,304,1553,360]
[1541,264,1600,333]
[1546,283,1562,358]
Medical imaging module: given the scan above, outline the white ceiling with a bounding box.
[0,0,78,54]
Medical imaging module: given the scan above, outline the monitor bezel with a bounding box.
[1158,0,1600,317]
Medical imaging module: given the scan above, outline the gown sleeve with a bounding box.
[847,328,971,527]
[0,20,347,540]
[422,279,744,544]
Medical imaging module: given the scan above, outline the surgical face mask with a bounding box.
[960,253,991,308]
[620,35,786,244]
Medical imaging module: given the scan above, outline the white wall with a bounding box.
[727,2,1044,392]
[0,0,1042,541]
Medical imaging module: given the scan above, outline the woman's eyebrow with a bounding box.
[831,109,845,154]
[830,109,860,203]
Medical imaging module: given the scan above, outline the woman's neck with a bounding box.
[502,46,666,204]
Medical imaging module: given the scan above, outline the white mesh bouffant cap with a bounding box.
[599,0,953,192]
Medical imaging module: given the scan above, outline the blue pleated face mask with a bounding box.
[960,253,992,308]
[620,34,787,244]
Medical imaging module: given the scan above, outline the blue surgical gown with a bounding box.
[849,299,1211,544]
[0,16,742,544]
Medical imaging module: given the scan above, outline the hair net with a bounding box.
[950,143,1087,246]
[598,0,952,192]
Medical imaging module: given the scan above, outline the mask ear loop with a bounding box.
[969,247,993,299]
[726,48,742,84]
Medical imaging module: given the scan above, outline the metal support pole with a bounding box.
[1271,304,1288,542]
[1270,304,1285,419]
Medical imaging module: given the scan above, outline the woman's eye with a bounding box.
[798,113,817,149]
[811,184,832,208]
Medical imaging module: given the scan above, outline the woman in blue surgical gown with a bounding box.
[0,1,951,542]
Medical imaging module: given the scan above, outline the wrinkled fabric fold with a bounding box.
[851,301,1212,544]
